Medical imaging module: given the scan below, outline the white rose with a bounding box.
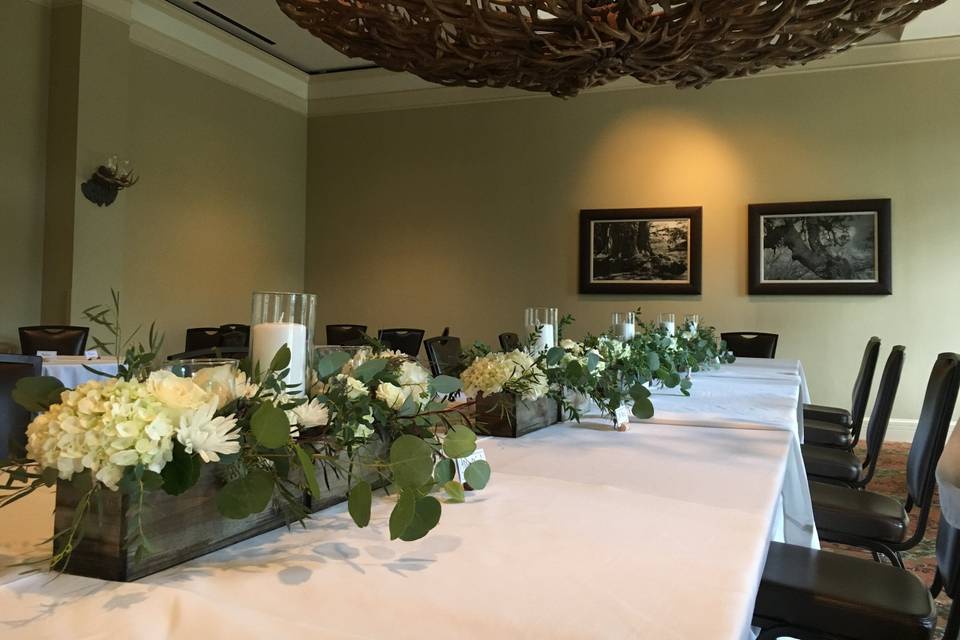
[146,371,213,414]
[191,364,238,409]
[376,382,406,410]
[335,374,369,400]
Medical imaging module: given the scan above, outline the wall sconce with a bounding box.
[81,156,139,207]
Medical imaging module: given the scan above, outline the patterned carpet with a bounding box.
[821,442,950,639]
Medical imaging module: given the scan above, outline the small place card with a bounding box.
[455,448,487,484]
[614,405,631,425]
[36,350,58,358]
[84,349,99,359]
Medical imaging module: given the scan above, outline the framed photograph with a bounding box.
[579,207,702,294]
[748,199,891,295]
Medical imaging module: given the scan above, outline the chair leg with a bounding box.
[932,570,943,597]
[944,598,960,640]
[872,551,882,563]
[889,550,905,569]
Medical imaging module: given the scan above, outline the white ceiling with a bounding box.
[163,0,960,75]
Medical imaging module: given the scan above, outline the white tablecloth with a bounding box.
[0,422,795,640]
[694,357,811,405]
[41,357,118,388]
[0,361,815,639]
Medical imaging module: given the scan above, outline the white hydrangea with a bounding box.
[25,372,238,491]
[460,350,547,401]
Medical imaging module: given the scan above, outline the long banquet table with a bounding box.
[0,359,816,639]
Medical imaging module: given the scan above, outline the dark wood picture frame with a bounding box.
[579,207,702,295]
[748,199,892,295]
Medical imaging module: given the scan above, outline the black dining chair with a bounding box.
[802,345,904,488]
[499,332,521,352]
[185,327,222,352]
[804,337,882,450]
[753,539,938,639]
[378,328,425,357]
[424,336,463,377]
[0,354,42,459]
[809,352,960,567]
[720,332,779,358]
[166,347,249,362]
[18,326,89,356]
[326,324,368,346]
[218,324,250,347]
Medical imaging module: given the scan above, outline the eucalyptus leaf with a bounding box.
[429,375,462,396]
[250,404,291,449]
[12,376,66,412]
[463,460,491,490]
[353,359,388,383]
[434,458,456,484]
[442,425,477,459]
[389,490,416,540]
[586,351,600,372]
[443,480,465,503]
[389,435,435,489]
[216,468,274,519]
[545,347,565,367]
[348,480,372,528]
[161,441,202,496]
[632,397,655,419]
[315,351,351,379]
[629,383,651,402]
[646,352,661,371]
[399,496,442,542]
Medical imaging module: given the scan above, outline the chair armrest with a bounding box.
[803,403,852,426]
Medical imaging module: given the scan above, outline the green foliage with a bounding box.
[442,425,477,459]
[429,375,462,396]
[389,435,435,489]
[443,480,465,502]
[464,460,491,490]
[348,480,372,527]
[161,441,202,496]
[389,490,417,540]
[12,376,66,412]
[82,289,163,381]
[216,468,275,519]
[250,404,291,449]
[293,444,321,499]
[433,458,456,484]
[353,358,388,383]
[315,351,352,379]
[397,495,442,542]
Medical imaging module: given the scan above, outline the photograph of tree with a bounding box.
[748,199,892,295]
[591,219,690,282]
[761,212,877,282]
[579,208,702,294]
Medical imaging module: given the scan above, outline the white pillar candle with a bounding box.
[251,321,307,391]
[532,323,555,354]
[664,321,676,336]
[618,323,636,340]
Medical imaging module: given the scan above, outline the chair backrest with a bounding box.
[166,346,249,362]
[499,332,521,352]
[424,336,462,377]
[906,352,960,509]
[218,324,250,347]
[18,325,88,356]
[849,337,882,434]
[936,515,960,598]
[326,324,368,346]
[0,354,42,459]
[377,328,424,357]
[185,327,222,352]
[720,332,779,359]
[860,346,905,483]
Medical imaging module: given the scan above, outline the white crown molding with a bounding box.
[307,34,960,117]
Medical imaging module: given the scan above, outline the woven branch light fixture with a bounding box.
[276,0,945,98]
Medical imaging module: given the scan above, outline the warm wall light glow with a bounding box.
[576,110,749,207]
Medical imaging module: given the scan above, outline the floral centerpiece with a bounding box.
[0,294,489,580]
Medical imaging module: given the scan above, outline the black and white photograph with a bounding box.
[748,199,892,295]
[579,208,703,294]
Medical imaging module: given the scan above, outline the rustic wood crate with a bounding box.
[55,467,301,582]
[305,438,389,513]
[475,393,558,438]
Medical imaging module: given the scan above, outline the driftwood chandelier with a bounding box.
[276,0,944,97]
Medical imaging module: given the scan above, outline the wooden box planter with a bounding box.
[305,438,389,513]
[475,393,559,438]
[54,467,302,582]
